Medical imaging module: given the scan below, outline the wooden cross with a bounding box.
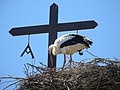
[9,3,98,68]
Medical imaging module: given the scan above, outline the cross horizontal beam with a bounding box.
[9,20,97,36]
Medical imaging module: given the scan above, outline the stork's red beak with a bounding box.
[49,51,54,67]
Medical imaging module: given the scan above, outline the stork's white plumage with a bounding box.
[49,33,93,67]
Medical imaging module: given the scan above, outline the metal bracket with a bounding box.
[20,43,35,59]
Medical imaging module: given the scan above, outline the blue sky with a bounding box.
[0,0,120,89]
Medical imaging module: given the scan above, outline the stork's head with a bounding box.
[84,37,93,46]
[49,44,60,55]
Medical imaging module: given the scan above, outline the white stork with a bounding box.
[49,33,93,67]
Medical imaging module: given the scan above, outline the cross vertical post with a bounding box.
[48,3,58,68]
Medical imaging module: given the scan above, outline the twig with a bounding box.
[86,50,100,58]
[2,80,22,90]
[27,63,43,74]
[0,76,24,80]
[23,64,29,77]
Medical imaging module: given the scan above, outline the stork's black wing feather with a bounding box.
[60,34,89,48]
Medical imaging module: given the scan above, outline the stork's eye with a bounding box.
[89,41,93,45]
[48,50,50,54]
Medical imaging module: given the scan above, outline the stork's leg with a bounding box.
[63,54,66,67]
[69,54,73,64]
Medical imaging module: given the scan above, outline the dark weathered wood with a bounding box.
[57,20,98,32]
[9,3,98,68]
[9,20,97,36]
[9,25,49,36]
[48,3,58,68]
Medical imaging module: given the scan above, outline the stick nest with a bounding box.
[16,58,120,90]
[1,58,120,90]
